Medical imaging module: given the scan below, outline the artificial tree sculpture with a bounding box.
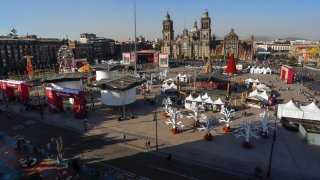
[219,105,235,133]
[162,97,172,117]
[165,107,184,134]
[235,121,260,149]
[186,104,205,127]
[257,111,273,138]
[197,114,219,141]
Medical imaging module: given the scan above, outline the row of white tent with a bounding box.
[185,93,224,109]
[162,82,177,93]
[277,100,320,121]
[250,67,272,74]
[176,73,189,82]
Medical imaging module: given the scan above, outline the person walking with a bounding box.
[145,141,148,149]
[123,134,126,144]
[147,141,151,149]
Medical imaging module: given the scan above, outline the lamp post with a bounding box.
[153,93,158,151]
[133,0,137,76]
[121,81,125,120]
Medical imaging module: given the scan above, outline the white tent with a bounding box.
[248,89,259,97]
[201,93,209,100]
[204,97,215,104]
[259,91,269,101]
[176,73,188,82]
[162,82,177,93]
[277,100,304,119]
[250,67,254,74]
[194,95,203,103]
[264,67,272,74]
[185,94,194,101]
[300,102,320,121]
[256,84,271,92]
[261,67,266,74]
[163,78,174,84]
[213,98,225,105]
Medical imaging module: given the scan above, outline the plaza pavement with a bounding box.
[4,69,320,179]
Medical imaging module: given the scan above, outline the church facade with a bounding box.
[161,10,254,61]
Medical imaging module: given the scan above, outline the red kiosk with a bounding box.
[280,65,294,84]
[0,80,29,101]
[44,73,87,119]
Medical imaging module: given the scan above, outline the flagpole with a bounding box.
[134,0,137,76]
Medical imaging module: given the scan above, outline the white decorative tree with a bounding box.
[197,114,219,141]
[165,107,184,134]
[219,105,235,133]
[186,104,205,127]
[235,121,260,149]
[162,97,172,115]
[257,111,273,138]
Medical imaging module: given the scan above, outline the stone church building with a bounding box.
[161,10,254,61]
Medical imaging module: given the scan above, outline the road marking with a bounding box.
[149,165,199,180]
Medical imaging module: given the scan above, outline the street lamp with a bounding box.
[133,0,137,76]
[153,93,158,151]
[121,81,126,120]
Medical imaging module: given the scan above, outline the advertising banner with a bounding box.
[122,53,131,65]
[154,53,159,65]
[159,53,169,68]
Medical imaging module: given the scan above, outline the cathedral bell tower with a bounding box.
[162,12,174,56]
[200,9,211,59]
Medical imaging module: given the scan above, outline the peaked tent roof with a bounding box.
[277,100,304,119]
[300,102,320,121]
[201,93,209,100]
[204,97,215,104]
[194,95,203,103]
[186,94,194,101]
[213,98,225,105]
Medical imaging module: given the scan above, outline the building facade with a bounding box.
[79,33,115,61]
[161,10,214,59]
[0,32,64,75]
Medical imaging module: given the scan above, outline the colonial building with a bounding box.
[161,11,254,61]
[161,10,214,59]
[215,28,254,61]
[0,30,64,75]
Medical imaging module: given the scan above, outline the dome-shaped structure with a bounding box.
[165,12,171,20]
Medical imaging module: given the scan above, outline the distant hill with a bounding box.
[283,37,308,41]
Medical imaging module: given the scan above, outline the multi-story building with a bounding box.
[79,33,115,60]
[289,42,319,63]
[69,41,94,62]
[0,31,64,75]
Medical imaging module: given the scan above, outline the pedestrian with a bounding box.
[145,141,148,149]
[123,134,126,143]
[147,141,151,148]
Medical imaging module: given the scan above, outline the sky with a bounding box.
[1,0,320,41]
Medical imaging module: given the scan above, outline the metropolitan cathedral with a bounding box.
[161,10,254,61]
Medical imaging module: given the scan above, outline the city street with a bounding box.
[0,109,243,180]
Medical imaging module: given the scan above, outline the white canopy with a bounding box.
[213,98,225,105]
[300,102,320,121]
[277,100,304,119]
[204,97,215,104]
[245,78,254,83]
[162,82,177,92]
[248,89,259,97]
[256,84,271,92]
[259,91,269,101]
[194,95,203,103]
[185,94,194,101]
[176,73,188,82]
[264,67,272,74]
[163,78,174,84]
[201,93,209,100]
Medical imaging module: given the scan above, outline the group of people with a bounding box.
[299,89,319,105]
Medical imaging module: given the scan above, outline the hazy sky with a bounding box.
[1,0,319,41]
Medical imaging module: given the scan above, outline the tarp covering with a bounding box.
[44,73,86,83]
[90,75,145,91]
[277,100,304,119]
[300,102,320,121]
